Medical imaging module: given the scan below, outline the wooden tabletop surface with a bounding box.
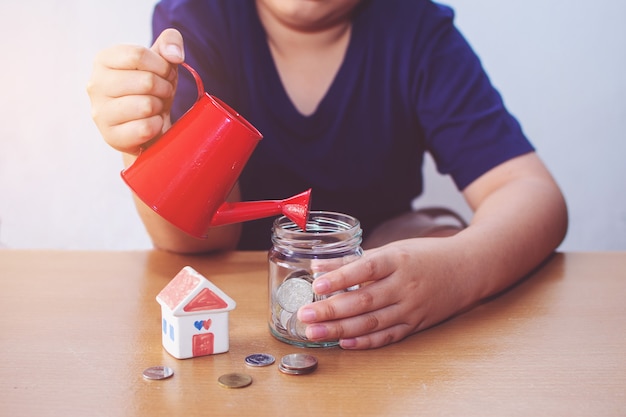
[1,250,625,417]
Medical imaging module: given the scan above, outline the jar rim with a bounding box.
[273,211,360,235]
[271,211,362,253]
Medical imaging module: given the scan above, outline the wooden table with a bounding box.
[1,250,624,416]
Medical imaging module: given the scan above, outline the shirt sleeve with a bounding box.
[413,6,534,190]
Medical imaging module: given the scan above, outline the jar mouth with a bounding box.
[274,211,360,233]
[272,211,362,252]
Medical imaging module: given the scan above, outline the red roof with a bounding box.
[156,266,235,314]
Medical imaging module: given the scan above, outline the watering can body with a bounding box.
[121,63,311,238]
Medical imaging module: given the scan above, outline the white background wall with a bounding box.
[0,1,624,251]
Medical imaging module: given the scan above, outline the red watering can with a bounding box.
[121,63,311,238]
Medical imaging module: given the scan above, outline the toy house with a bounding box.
[156,266,236,359]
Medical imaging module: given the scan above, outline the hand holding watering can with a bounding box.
[121,62,311,238]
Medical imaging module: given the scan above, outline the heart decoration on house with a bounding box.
[193,319,213,331]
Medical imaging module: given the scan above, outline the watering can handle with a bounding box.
[180,62,205,101]
[135,62,204,154]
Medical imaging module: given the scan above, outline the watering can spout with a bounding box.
[210,189,312,231]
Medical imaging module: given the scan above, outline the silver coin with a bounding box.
[287,313,308,340]
[278,308,293,330]
[271,300,292,335]
[142,365,174,380]
[313,287,355,302]
[276,277,314,313]
[245,353,276,367]
[280,353,318,372]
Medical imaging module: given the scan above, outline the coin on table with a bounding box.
[218,372,253,389]
[142,365,174,380]
[279,363,312,375]
[277,277,314,313]
[245,353,276,367]
[279,353,318,375]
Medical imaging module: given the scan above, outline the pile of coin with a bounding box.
[271,267,360,344]
[271,270,315,341]
[278,353,318,375]
[272,270,345,340]
[142,352,318,390]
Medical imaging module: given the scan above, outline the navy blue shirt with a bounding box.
[153,0,534,250]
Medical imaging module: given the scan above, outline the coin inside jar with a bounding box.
[217,372,253,389]
[268,212,363,348]
[279,353,318,375]
[276,276,314,313]
[286,312,308,340]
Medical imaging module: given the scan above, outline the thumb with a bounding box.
[151,28,185,64]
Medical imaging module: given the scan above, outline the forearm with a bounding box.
[294,154,567,349]
[456,169,568,303]
[395,172,567,333]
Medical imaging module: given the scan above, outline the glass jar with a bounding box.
[268,211,363,347]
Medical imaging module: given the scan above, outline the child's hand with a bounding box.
[87,28,184,155]
[297,237,473,349]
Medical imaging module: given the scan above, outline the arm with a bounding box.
[88,29,241,253]
[459,152,568,298]
[297,152,568,349]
